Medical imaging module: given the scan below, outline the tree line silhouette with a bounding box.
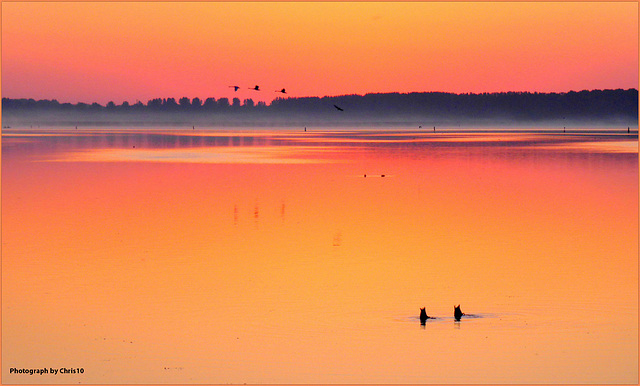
[2,96,267,112]
[3,89,637,121]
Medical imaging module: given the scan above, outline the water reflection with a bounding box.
[254,202,260,227]
[2,127,637,384]
[332,231,342,247]
[3,130,637,170]
[3,128,637,151]
[281,202,286,224]
[233,204,239,225]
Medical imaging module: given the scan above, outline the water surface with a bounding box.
[2,127,638,383]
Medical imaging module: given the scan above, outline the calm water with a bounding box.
[2,127,638,384]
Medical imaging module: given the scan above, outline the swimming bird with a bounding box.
[229,86,240,92]
[249,85,260,91]
[276,88,287,94]
[454,305,464,321]
[419,307,432,323]
[333,104,344,112]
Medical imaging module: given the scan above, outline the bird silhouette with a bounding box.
[454,305,465,321]
[419,307,432,323]
[275,88,287,94]
[333,104,344,111]
[229,86,240,92]
[249,85,260,91]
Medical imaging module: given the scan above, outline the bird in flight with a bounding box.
[276,88,287,94]
[249,85,260,91]
[229,86,240,92]
[333,104,344,111]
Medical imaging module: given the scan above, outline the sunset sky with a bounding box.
[2,2,638,105]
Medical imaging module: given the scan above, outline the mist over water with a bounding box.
[3,111,638,131]
[2,126,637,383]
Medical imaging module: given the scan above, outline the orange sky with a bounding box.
[1,2,638,104]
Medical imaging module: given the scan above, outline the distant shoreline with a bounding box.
[3,89,637,128]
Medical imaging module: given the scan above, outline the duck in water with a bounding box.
[454,304,464,321]
[419,307,432,324]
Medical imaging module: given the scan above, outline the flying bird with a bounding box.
[333,104,344,112]
[228,86,240,92]
[275,88,287,94]
[249,85,260,91]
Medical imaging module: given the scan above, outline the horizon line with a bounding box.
[3,87,639,107]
